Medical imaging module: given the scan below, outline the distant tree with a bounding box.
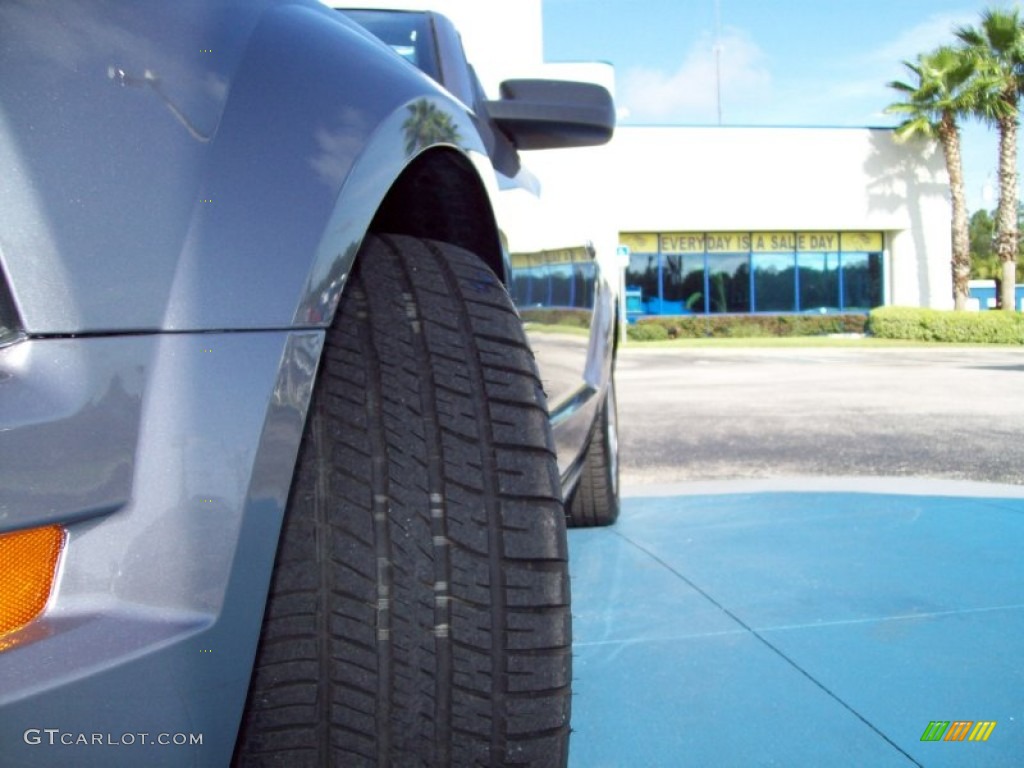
[956,8,1024,311]
[969,208,999,278]
[968,206,1024,282]
[887,46,980,310]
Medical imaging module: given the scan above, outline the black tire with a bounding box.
[566,380,620,527]
[234,234,571,767]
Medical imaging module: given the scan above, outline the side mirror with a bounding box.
[485,79,615,150]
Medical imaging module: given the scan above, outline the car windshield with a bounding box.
[341,10,441,83]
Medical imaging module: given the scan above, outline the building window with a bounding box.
[752,253,796,312]
[626,253,659,312]
[797,252,839,312]
[622,231,884,316]
[707,253,750,313]
[549,263,573,307]
[662,254,704,313]
[511,249,596,310]
[840,252,882,311]
[573,261,596,310]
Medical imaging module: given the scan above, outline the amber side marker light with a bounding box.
[0,525,65,638]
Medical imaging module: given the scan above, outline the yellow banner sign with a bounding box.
[706,232,751,252]
[796,232,840,252]
[840,232,883,252]
[620,232,659,253]
[751,232,796,252]
[624,231,883,255]
[659,233,705,254]
[510,248,589,267]
[547,251,572,265]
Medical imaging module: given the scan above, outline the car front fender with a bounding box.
[0,0,491,335]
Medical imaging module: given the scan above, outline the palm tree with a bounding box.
[956,8,1024,311]
[886,46,978,310]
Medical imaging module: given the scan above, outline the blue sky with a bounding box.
[541,0,1014,214]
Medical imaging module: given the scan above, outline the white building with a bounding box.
[598,125,952,315]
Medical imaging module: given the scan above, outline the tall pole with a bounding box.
[714,0,722,125]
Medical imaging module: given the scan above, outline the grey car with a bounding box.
[0,2,618,766]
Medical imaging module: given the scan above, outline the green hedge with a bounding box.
[626,313,867,341]
[867,306,1024,344]
[519,308,592,329]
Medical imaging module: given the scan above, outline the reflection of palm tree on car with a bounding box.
[402,99,463,154]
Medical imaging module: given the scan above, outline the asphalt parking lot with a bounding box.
[615,344,1024,486]
[568,343,1024,767]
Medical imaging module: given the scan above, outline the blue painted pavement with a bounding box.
[568,483,1024,767]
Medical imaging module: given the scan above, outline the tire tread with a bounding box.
[234,234,570,767]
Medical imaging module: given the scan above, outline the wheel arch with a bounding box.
[293,91,507,329]
[365,148,506,285]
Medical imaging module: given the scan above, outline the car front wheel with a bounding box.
[234,234,571,767]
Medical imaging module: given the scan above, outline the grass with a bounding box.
[527,326,1018,348]
[620,335,988,349]
[523,323,592,337]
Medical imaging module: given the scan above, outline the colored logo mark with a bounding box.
[920,721,996,742]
